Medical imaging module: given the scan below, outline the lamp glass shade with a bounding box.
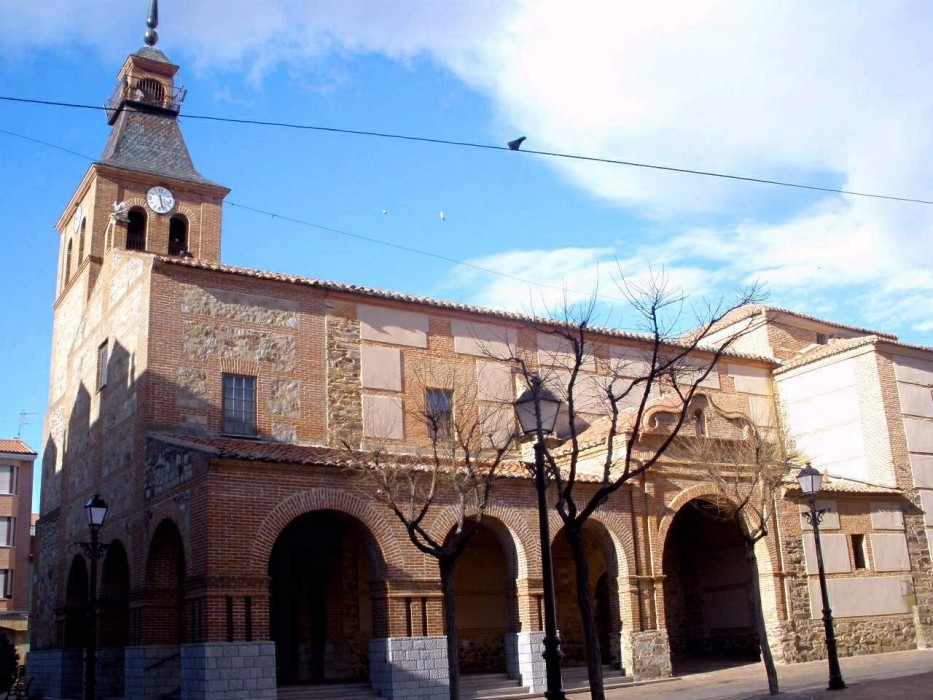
[85,494,108,528]
[796,464,823,496]
[515,379,562,435]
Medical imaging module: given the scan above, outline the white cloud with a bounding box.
[5,0,930,333]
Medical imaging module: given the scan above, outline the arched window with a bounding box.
[169,215,188,256]
[126,209,146,251]
[77,218,86,263]
[64,238,73,283]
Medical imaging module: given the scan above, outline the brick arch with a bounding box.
[426,502,533,579]
[139,506,192,587]
[250,489,401,580]
[654,483,776,576]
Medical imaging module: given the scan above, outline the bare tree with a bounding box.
[508,273,765,700]
[671,403,800,695]
[342,370,515,700]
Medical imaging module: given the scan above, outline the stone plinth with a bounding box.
[505,631,547,691]
[181,641,276,700]
[369,636,448,699]
[622,629,672,681]
[25,648,82,700]
[125,644,179,700]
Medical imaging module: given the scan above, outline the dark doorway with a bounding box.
[663,499,758,673]
[269,511,376,685]
[552,521,620,668]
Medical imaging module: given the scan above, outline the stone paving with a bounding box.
[562,649,933,700]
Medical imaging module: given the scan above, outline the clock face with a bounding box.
[146,186,176,214]
[71,205,84,233]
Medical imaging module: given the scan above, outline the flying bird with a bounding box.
[439,211,447,222]
[507,136,526,151]
[381,209,388,215]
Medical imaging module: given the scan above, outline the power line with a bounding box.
[0,125,628,305]
[2,94,932,206]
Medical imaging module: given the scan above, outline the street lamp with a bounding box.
[79,494,109,700]
[515,376,566,700]
[796,464,845,691]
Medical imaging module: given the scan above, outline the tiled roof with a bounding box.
[155,256,777,363]
[786,473,902,496]
[148,432,533,479]
[99,109,221,187]
[133,46,172,64]
[776,335,933,373]
[700,303,898,341]
[0,438,36,456]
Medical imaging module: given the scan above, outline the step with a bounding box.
[560,665,634,692]
[461,672,530,699]
[277,682,381,700]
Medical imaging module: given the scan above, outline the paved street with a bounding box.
[565,649,933,700]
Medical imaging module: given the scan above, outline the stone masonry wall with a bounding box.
[326,311,363,445]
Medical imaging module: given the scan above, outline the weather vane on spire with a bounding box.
[144,0,159,46]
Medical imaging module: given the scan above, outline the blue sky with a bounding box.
[1,1,932,511]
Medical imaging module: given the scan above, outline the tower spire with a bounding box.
[144,0,159,46]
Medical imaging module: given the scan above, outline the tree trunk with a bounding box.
[746,542,779,695]
[566,525,605,700]
[440,557,461,700]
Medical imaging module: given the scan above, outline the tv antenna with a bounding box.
[17,411,36,438]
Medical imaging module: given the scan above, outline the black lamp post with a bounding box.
[515,376,566,700]
[796,464,845,691]
[79,494,109,700]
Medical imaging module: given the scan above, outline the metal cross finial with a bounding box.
[144,0,159,46]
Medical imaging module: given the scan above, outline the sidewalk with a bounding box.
[566,649,933,700]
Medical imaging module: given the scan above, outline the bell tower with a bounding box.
[53,0,229,300]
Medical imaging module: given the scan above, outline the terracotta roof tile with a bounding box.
[776,335,933,373]
[148,432,534,479]
[0,438,37,456]
[700,303,898,341]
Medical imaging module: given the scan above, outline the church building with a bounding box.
[29,6,933,700]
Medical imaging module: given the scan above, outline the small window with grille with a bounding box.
[223,374,257,436]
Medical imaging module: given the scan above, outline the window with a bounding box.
[126,209,146,251]
[223,374,257,436]
[77,218,86,263]
[169,216,188,256]
[693,409,706,437]
[0,518,13,547]
[852,534,867,569]
[0,570,12,599]
[97,341,109,390]
[426,389,453,440]
[64,238,73,282]
[0,466,14,496]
